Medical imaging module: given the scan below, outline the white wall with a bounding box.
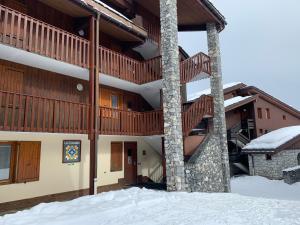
[0,132,161,203]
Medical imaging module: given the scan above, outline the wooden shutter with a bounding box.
[15,141,41,183]
[111,142,123,172]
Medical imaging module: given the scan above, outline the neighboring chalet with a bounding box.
[186,82,300,175]
[0,0,227,213]
[243,126,300,180]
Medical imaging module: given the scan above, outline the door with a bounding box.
[124,142,137,185]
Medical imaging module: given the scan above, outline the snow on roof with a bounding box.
[80,0,131,22]
[224,96,252,108]
[243,126,300,150]
[283,165,300,172]
[187,82,243,101]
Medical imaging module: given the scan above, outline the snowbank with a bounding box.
[232,176,300,201]
[243,126,300,150]
[1,179,300,225]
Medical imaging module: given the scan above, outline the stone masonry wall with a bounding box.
[160,0,185,191]
[249,150,300,179]
[184,23,231,193]
[185,134,225,192]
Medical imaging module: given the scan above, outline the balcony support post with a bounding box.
[207,22,231,192]
[160,0,185,191]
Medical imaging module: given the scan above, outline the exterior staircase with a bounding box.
[182,95,213,137]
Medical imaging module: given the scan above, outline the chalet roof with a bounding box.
[224,96,256,112]
[240,86,300,119]
[187,82,245,102]
[243,126,300,153]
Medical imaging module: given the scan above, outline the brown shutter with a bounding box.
[15,141,41,183]
[111,142,123,172]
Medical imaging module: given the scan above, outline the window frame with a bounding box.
[257,108,262,119]
[266,108,271,119]
[0,142,17,185]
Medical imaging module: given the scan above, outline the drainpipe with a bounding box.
[93,12,100,195]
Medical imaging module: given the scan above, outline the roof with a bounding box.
[243,126,300,153]
[73,0,147,40]
[224,96,256,112]
[187,82,245,102]
[240,86,300,119]
[201,0,227,30]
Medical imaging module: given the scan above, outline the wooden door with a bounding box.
[124,142,137,185]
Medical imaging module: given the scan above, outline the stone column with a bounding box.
[160,0,185,191]
[207,23,231,192]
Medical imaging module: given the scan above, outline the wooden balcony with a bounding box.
[99,107,163,136]
[0,4,90,68]
[0,90,213,136]
[99,45,211,84]
[0,90,89,134]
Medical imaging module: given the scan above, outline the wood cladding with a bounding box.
[0,60,89,103]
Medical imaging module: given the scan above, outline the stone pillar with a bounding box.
[207,23,231,192]
[160,0,185,191]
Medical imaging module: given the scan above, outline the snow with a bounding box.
[243,126,300,150]
[283,165,300,172]
[187,82,243,101]
[232,176,300,201]
[1,176,300,225]
[224,96,253,108]
[79,0,131,22]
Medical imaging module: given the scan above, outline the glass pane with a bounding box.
[111,95,118,109]
[0,144,11,181]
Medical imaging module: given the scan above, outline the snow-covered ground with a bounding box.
[1,176,300,225]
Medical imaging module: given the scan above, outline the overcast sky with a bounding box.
[178,0,300,110]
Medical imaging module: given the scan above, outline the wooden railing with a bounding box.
[182,95,213,137]
[99,107,163,136]
[0,4,89,68]
[99,46,211,84]
[99,45,162,84]
[0,90,89,134]
[180,52,211,84]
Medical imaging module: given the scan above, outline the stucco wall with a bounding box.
[0,132,161,203]
[248,149,300,179]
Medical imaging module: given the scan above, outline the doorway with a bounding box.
[124,142,137,185]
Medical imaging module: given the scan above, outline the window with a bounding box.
[0,144,13,184]
[257,108,262,119]
[111,142,123,172]
[0,142,41,185]
[266,108,271,119]
[298,153,300,165]
[283,115,286,120]
[259,129,263,134]
[266,154,272,160]
[111,95,119,109]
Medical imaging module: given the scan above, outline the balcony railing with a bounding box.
[0,90,89,134]
[0,4,90,68]
[99,107,163,136]
[143,19,160,44]
[99,46,211,84]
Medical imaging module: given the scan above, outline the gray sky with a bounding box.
[178,0,300,110]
